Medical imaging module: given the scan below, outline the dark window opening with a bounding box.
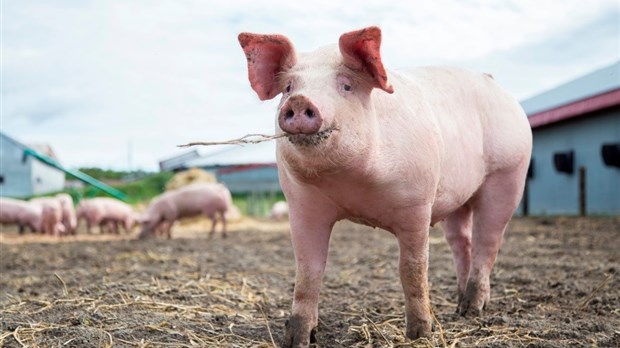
[0,175,4,185]
[553,150,574,175]
[601,143,620,168]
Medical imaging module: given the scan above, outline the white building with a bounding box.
[0,132,66,198]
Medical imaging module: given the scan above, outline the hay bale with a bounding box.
[165,168,217,191]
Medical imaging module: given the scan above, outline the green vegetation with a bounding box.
[232,191,285,216]
[77,171,174,204]
[67,167,150,181]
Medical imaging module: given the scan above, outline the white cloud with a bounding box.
[2,0,618,170]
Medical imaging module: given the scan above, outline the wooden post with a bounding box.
[522,179,529,216]
[579,166,586,216]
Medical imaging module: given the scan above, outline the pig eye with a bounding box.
[285,84,292,93]
[343,84,352,92]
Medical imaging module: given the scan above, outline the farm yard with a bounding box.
[1,216,618,347]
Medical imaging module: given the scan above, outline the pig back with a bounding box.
[0,198,41,227]
[376,67,531,219]
[170,183,230,218]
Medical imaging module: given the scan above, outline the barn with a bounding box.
[0,132,66,198]
[521,61,620,215]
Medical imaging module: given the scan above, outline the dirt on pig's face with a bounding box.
[275,47,376,156]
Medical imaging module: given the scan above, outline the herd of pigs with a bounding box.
[0,182,263,239]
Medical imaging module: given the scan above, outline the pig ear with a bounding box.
[339,26,394,94]
[238,33,297,100]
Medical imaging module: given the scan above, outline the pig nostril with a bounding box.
[285,109,294,119]
[305,109,315,118]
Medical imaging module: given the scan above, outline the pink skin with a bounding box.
[29,197,66,236]
[0,198,44,233]
[137,183,231,240]
[55,193,78,235]
[239,26,532,346]
[76,198,136,235]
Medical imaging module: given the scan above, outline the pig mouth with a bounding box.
[285,127,338,147]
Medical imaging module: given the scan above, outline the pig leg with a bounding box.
[395,206,433,340]
[442,204,473,302]
[220,210,227,239]
[459,169,526,316]
[164,220,174,239]
[208,213,217,239]
[283,200,337,348]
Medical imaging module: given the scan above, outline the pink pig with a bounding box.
[238,26,532,346]
[29,197,66,236]
[0,197,44,233]
[270,201,289,220]
[76,197,137,234]
[55,193,78,235]
[137,183,232,239]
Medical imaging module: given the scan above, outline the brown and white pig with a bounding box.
[0,197,43,233]
[76,197,137,234]
[238,26,532,346]
[29,197,66,236]
[55,193,77,235]
[137,183,231,239]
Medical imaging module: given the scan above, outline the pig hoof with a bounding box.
[282,315,316,348]
[457,282,489,316]
[405,319,432,340]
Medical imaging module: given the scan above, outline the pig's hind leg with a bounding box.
[442,205,473,305]
[458,168,526,316]
[219,210,227,239]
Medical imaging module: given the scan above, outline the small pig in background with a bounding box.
[137,183,232,239]
[0,197,44,233]
[238,26,532,346]
[76,197,137,234]
[269,201,289,220]
[29,197,66,236]
[55,193,78,235]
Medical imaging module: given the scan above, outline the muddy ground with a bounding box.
[1,216,618,347]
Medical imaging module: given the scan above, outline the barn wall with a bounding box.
[0,135,33,197]
[526,108,620,215]
[216,166,281,194]
[30,160,66,196]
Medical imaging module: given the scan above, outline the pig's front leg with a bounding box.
[395,206,433,340]
[282,200,336,348]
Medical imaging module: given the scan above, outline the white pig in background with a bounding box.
[55,193,78,235]
[238,26,532,346]
[137,183,232,239]
[76,197,137,234]
[29,197,66,236]
[0,198,44,233]
[269,201,289,220]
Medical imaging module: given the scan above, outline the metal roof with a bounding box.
[185,141,276,168]
[521,61,620,115]
[159,149,201,171]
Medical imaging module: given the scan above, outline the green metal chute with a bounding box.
[23,148,128,201]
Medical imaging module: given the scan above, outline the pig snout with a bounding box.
[278,95,323,135]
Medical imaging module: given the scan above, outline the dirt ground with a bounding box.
[1,216,618,347]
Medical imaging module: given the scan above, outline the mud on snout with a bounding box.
[285,127,338,147]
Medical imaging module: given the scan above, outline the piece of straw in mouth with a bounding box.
[177,133,288,148]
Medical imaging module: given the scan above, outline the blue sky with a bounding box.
[2,0,619,171]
